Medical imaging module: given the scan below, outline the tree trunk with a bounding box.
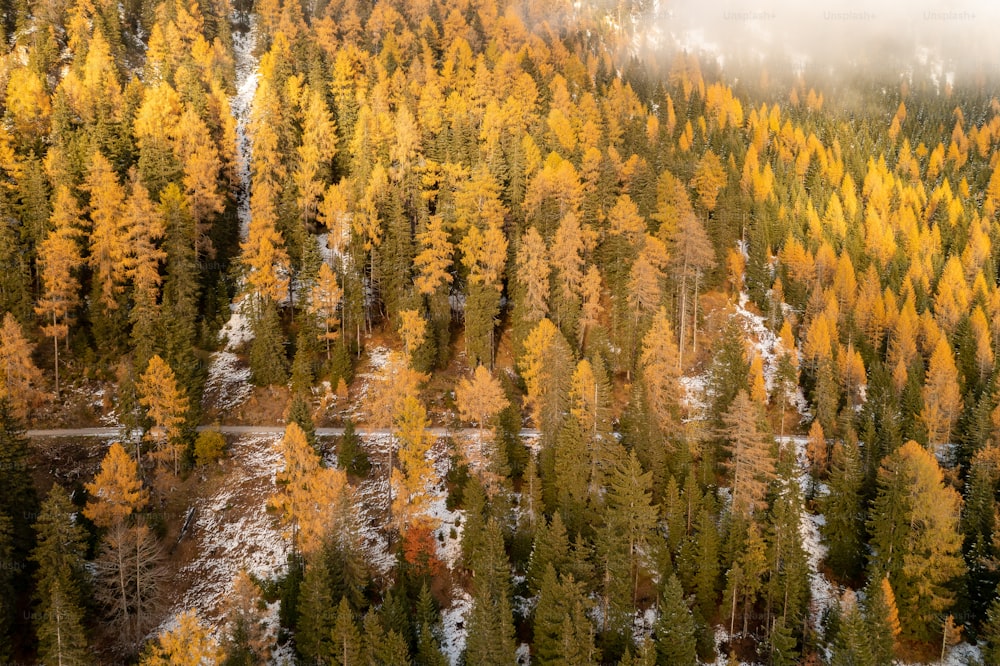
[692,271,701,358]
[678,269,687,370]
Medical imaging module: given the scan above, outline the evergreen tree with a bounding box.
[0,398,37,559]
[31,485,90,666]
[822,441,865,581]
[862,576,899,665]
[288,394,317,451]
[765,447,810,627]
[336,419,370,477]
[527,512,571,594]
[296,558,336,663]
[222,570,272,666]
[330,596,362,666]
[533,563,597,665]
[464,519,517,666]
[830,592,875,666]
[249,300,288,386]
[983,588,1000,666]
[692,507,720,619]
[654,575,697,666]
[598,449,660,636]
[361,612,411,665]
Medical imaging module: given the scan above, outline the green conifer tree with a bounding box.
[31,485,90,666]
[464,519,517,666]
[249,301,288,386]
[330,596,363,666]
[654,574,698,666]
[822,441,865,581]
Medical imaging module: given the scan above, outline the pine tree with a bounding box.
[830,591,874,666]
[0,511,11,662]
[296,558,336,662]
[534,564,594,665]
[337,419,370,477]
[692,507,720,619]
[249,300,288,386]
[331,596,363,666]
[31,485,90,666]
[596,450,660,642]
[0,397,37,557]
[654,574,698,666]
[765,448,810,626]
[361,612,412,665]
[863,576,899,665]
[983,588,1000,666]
[464,519,517,666]
[822,441,864,581]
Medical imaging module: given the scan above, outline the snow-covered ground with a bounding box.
[203,15,258,413]
[230,16,258,242]
[788,436,837,626]
[440,590,472,664]
[163,434,290,629]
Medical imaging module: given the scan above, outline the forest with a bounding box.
[0,0,999,664]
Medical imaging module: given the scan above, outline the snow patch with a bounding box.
[789,436,837,624]
[440,591,472,666]
[203,351,252,412]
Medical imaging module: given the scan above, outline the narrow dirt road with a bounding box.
[26,425,541,438]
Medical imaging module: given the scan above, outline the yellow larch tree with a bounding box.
[690,149,726,214]
[138,355,190,475]
[0,313,43,418]
[85,151,129,310]
[307,262,343,359]
[552,212,586,301]
[36,186,84,397]
[627,234,669,320]
[456,364,508,450]
[83,442,149,529]
[141,609,222,666]
[240,188,291,314]
[579,265,604,348]
[921,337,962,454]
[398,308,428,361]
[414,215,454,296]
[124,173,167,366]
[515,226,551,322]
[970,307,994,382]
[294,88,338,225]
[175,106,225,260]
[640,308,682,438]
[391,394,438,534]
[270,422,351,558]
